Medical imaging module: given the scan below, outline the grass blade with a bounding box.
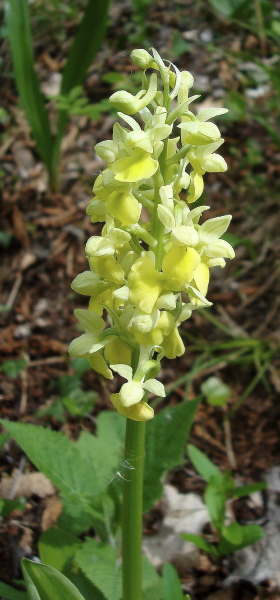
[61,0,111,94]
[5,0,53,174]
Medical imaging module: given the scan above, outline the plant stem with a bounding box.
[122,418,145,600]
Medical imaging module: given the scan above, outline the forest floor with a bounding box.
[1,1,280,598]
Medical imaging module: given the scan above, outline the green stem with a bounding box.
[122,418,145,600]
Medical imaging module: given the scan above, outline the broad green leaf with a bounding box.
[22,559,85,600]
[187,444,220,482]
[38,528,104,600]
[5,0,53,173]
[75,539,161,600]
[162,563,184,600]
[38,527,81,573]
[229,482,266,499]
[57,494,93,536]
[0,582,27,600]
[201,376,231,406]
[75,538,122,600]
[144,398,199,512]
[61,0,110,95]
[205,475,226,530]
[0,414,124,509]
[181,533,218,557]
[142,557,162,600]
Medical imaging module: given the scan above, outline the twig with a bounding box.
[223,414,236,469]
[241,267,280,309]
[6,273,23,309]
[19,368,28,414]
[252,297,280,338]
[8,456,26,500]
[216,304,249,338]
[29,356,66,367]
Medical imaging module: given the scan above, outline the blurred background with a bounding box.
[0,0,280,596]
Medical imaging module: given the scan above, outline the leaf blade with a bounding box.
[5,0,53,170]
[143,398,199,512]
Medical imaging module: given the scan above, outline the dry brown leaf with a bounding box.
[12,205,30,250]
[0,471,55,499]
[41,496,63,531]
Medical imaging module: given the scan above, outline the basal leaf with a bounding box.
[38,527,105,600]
[142,556,162,600]
[75,538,122,600]
[143,398,199,512]
[22,559,85,600]
[75,539,161,600]
[57,494,93,536]
[38,527,81,573]
[0,416,123,509]
[0,582,27,600]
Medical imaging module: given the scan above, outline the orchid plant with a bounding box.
[69,48,234,600]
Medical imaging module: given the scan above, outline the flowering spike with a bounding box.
[69,48,234,421]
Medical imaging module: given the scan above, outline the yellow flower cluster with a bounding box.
[69,48,234,421]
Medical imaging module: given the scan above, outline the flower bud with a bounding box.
[109,73,158,115]
[130,49,154,69]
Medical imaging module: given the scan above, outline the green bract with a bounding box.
[70,48,234,421]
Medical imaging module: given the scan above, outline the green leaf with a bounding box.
[0,231,13,248]
[36,399,66,423]
[181,533,218,557]
[75,539,161,600]
[61,0,110,95]
[75,538,122,600]
[187,444,220,482]
[5,0,53,173]
[38,527,104,600]
[38,527,81,573]
[22,559,86,600]
[207,0,248,18]
[58,374,81,396]
[144,398,199,512]
[229,482,266,499]
[72,358,90,377]
[0,413,124,509]
[0,497,25,517]
[57,494,93,536]
[0,432,10,451]
[0,359,27,378]
[162,563,184,600]
[217,524,264,556]
[201,376,231,406]
[0,582,27,600]
[142,557,162,600]
[221,522,243,545]
[205,475,226,530]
